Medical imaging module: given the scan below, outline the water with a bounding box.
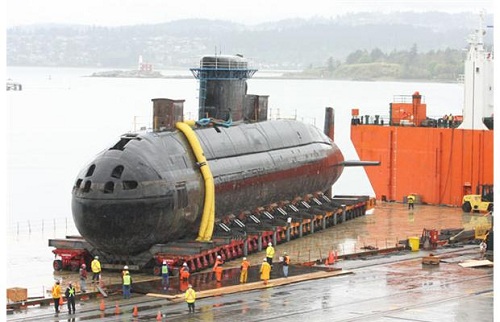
[5,66,464,297]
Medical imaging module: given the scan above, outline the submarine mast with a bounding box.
[190,55,258,122]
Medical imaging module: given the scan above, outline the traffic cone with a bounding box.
[99,299,105,311]
[114,302,120,315]
[156,310,162,320]
[132,305,138,317]
[327,250,335,265]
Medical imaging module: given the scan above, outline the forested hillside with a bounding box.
[7,11,493,81]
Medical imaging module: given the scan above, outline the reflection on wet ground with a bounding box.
[132,264,323,295]
[113,202,489,295]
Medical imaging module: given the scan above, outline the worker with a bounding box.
[240,257,250,283]
[282,251,290,277]
[179,276,189,292]
[407,194,415,210]
[65,281,76,314]
[180,262,190,281]
[91,256,101,284]
[215,260,223,283]
[51,280,62,314]
[213,255,223,271]
[260,258,271,285]
[79,264,87,293]
[266,242,275,266]
[161,260,170,290]
[185,284,196,313]
[479,240,487,259]
[448,113,453,128]
[122,265,129,277]
[122,271,132,299]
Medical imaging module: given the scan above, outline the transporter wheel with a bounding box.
[53,260,63,271]
[462,202,472,212]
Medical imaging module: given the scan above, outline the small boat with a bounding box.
[6,79,22,91]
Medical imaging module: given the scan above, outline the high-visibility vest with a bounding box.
[91,259,101,273]
[213,259,223,271]
[180,267,190,279]
[67,287,75,297]
[52,284,61,298]
[123,274,131,285]
[241,260,250,270]
[162,265,169,275]
[283,255,290,266]
[266,246,275,258]
[185,288,196,303]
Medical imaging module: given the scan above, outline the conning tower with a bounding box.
[191,55,258,122]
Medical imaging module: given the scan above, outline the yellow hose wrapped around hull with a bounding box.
[175,122,215,242]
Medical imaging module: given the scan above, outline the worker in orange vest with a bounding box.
[240,257,250,283]
[213,255,223,271]
[215,261,223,283]
[179,262,190,281]
[213,255,224,280]
[282,251,290,277]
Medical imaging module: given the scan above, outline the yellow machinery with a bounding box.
[462,184,493,213]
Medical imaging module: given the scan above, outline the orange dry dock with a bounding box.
[351,90,493,207]
[351,116,493,206]
[351,21,494,208]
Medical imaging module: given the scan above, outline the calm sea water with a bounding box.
[5,66,463,295]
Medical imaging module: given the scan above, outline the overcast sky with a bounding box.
[5,0,494,27]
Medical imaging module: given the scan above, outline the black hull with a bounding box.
[72,119,344,255]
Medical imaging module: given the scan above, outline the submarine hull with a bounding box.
[72,119,344,256]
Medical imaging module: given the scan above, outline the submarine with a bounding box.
[71,55,350,257]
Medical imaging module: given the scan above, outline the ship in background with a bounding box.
[350,12,494,207]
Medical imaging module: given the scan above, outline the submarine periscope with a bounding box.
[64,54,377,272]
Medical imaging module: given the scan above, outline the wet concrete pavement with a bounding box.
[7,202,495,321]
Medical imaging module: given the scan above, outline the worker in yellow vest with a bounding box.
[91,256,101,283]
[266,242,275,266]
[185,284,196,313]
[51,280,62,314]
[408,194,415,210]
[161,260,170,290]
[122,271,132,299]
[64,281,76,314]
[260,258,271,285]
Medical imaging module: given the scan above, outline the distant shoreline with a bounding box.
[86,70,458,83]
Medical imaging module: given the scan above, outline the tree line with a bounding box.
[290,45,467,81]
